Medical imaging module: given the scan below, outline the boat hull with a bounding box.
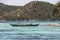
[10,24,39,26]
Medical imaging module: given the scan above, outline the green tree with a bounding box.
[53,2,60,20]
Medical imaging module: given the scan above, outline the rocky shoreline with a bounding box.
[41,24,60,27]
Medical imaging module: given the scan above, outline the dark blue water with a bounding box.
[0,33,60,40]
[0,21,60,40]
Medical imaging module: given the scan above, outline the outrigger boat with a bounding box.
[10,23,39,26]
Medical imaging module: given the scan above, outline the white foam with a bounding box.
[0,23,12,29]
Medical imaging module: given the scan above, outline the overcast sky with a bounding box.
[0,0,58,6]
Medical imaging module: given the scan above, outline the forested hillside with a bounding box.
[53,2,60,20]
[0,1,59,20]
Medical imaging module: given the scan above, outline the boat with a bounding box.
[10,24,39,26]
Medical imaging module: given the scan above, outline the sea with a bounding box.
[0,21,60,40]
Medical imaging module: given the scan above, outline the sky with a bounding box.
[0,0,58,6]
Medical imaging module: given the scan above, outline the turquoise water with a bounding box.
[0,21,60,40]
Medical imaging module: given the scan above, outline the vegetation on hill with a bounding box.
[0,1,60,20]
[24,1,55,20]
[53,2,60,20]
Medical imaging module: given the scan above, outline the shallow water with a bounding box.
[0,21,60,40]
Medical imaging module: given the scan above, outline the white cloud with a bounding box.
[0,0,58,6]
[0,0,3,3]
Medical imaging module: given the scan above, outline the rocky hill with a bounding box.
[0,1,55,20]
[53,2,60,20]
